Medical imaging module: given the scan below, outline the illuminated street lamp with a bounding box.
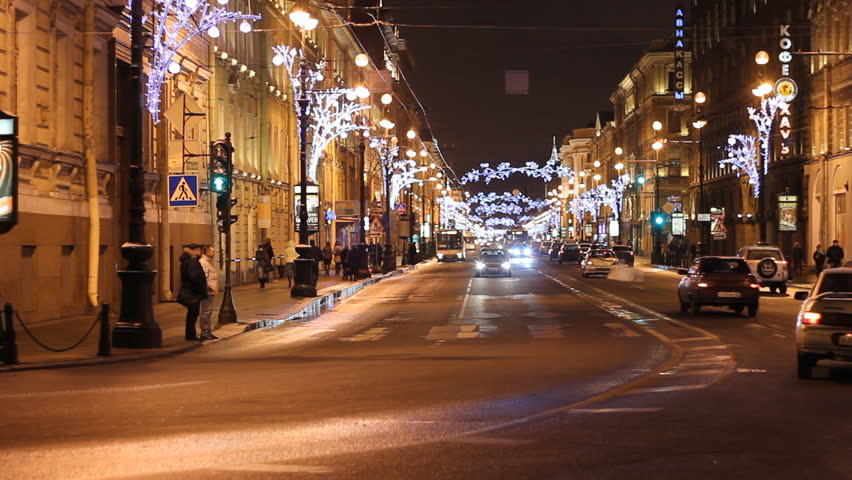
[754,50,770,65]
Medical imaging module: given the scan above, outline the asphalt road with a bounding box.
[0,257,849,479]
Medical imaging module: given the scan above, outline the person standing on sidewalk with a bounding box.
[178,244,207,341]
[284,241,297,287]
[333,242,343,276]
[255,244,271,288]
[322,242,333,276]
[340,244,350,280]
[262,237,275,281]
[199,244,219,341]
[309,239,322,284]
[827,240,845,269]
[813,244,826,275]
[791,242,804,276]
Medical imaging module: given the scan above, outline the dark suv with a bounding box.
[611,245,635,267]
[559,244,581,264]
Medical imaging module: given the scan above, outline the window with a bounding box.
[699,258,750,274]
[836,193,846,214]
[667,111,682,133]
[816,273,852,294]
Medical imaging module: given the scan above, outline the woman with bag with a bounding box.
[178,244,207,341]
[255,244,271,288]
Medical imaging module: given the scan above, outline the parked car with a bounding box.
[475,249,512,277]
[737,243,789,294]
[611,245,635,267]
[793,268,852,379]
[559,243,581,264]
[539,241,552,256]
[581,249,618,278]
[677,256,760,316]
[549,242,564,261]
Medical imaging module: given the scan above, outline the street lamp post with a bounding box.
[290,8,319,297]
[112,0,162,349]
[692,91,709,255]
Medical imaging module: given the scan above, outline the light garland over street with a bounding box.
[146,0,260,123]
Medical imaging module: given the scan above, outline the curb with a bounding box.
[0,261,426,373]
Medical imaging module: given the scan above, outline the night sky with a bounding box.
[385,0,682,193]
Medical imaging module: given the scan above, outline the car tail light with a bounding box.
[750,283,760,289]
[697,282,709,288]
[801,312,821,325]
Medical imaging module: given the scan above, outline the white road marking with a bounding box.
[343,327,389,342]
[660,368,724,376]
[629,384,710,394]
[736,368,768,373]
[671,336,717,342]
[214,464,333,474]
[567,408,662,413]
[603,322,641,337]
[686,345,730,351]
[0,381,211,399]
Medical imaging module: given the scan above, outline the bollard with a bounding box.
[3,303,19,365]
[97,303,111,357]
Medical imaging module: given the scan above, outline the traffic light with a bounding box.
[209,139,233,194]
[651,211,666,232]
[216,195,238,233]
[636,173,646,185]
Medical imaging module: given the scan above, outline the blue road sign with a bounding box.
[168,175,199,207]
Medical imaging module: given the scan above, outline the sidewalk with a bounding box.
[1,261,424,372]
[637,255,819,289]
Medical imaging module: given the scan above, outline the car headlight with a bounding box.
[502,262,511,269]
[523,248,531,255]
[437,253,444,259]
[509,248,519,255]
[475,261,485,269]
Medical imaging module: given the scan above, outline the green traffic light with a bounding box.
[212,176,228,193]
[655,215,664,225]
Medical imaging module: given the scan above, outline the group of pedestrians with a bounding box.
[177,243,218,342]
[812,240,846,274]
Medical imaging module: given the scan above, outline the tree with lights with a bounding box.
[720,134,761,198]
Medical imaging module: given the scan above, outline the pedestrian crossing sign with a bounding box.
[168,175,198,207]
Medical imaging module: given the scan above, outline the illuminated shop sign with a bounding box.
[673,6,686,101]
[777,24,797,156]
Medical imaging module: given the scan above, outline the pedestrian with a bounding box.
[688,242,698,261]
[791,241,804,275]
[255,243,271,288]
[409,242,418,265]
[341,244,351,280]
[309,239,322,284]
[813,244,826,275]
[177,244,207,341]
[284,241,297,287]
[333,242,343,276]
[826,239,845,269]
[263,237,275,280]
[198,244,219,341]
[322,241,333,275]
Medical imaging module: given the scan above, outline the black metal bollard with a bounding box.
[97,303,111,357]
[3,303,19,365]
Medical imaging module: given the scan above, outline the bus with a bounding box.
[463,230,477,257]
[436,229,466,262]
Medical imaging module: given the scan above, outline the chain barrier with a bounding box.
[14,309,101,353]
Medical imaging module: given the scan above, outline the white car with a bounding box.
[737,243,789,294]
[581,249,618,278]
[794,268,852,379]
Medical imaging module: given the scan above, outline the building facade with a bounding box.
[803,0,852,255]
[0,0,443,323]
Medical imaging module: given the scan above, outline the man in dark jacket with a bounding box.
[827,240,845,269]
[309,239,322,284]
[179,244,207,341]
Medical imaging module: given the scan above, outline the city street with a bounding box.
[0,258,849,479]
